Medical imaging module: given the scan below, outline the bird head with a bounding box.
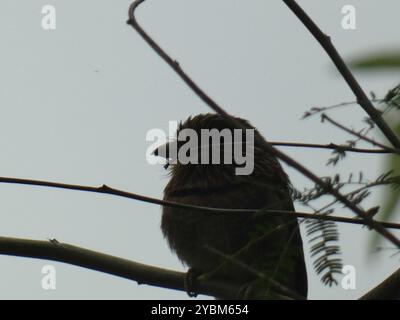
[152,113,289,191]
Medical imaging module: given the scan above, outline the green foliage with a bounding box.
[377,85,400,225]
[305,215,342,286]
[293,179,344,286]
[380,122,400,222]
[364,84,400,248]
[383,85,400,112]
[350,52,400,69]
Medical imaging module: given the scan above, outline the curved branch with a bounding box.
[1,234,397,300]
[0,236,240,298]
[360,267,400,300]
[281,0,400,150]
[126,0,400,248]
[1,176,400,230]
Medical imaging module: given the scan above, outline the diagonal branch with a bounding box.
[204,244,305,300]
[321,114,398,152]
[126,0,400,248]
[281,0,400,149]
[360,267,400,300]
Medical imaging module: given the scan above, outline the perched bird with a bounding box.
[154,113,307,299]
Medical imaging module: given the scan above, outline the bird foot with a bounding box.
[236,282,255,300]
[184,268,202,298]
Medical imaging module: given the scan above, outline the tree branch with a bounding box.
[0,235,241,298]
[271,141,393,154]
[321,114,398,153]
[126,0,400,248]
[1,176,400,230]
[302,99,384,119]
[360,267,400,300]
[1,234,397,299]
[281,0,400,150]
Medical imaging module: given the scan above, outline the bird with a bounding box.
[153,113,308,299]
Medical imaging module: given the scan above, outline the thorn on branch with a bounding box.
[100,184,111,191]
[47,238,60,244]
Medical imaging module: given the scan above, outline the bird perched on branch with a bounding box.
[153,113,307,299]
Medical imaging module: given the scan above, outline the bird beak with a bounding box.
[152,142,169,158]
[152,141,178,169]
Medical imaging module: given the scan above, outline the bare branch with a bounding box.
[0,235,241,298]
[281,0,400,149]
[271,141,392,154]
[321,114,398,153]
[303,99,383,119]
[360,267,400,300]
[1,176,400,230]
[126,0,400,247]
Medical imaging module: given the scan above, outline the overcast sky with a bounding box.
[0,0,399,299]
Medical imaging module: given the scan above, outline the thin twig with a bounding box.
[271,141,392,154]
[0,176,399,230]
[300,179,394,215]
[127,0,400,248]
[266,223,303,296]
[204,245,304,300]
[282,0,400,149]
[204,220,298,280]
[321,114,398,153]
[303,99,383,118]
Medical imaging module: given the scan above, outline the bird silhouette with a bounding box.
[154,113,307,299]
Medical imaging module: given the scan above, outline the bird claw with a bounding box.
[236,282,254,300]
[184,268,202,298]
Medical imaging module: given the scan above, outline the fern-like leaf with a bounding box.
[305,216,343,286]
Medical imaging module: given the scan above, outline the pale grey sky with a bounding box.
[0,0,399,299]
